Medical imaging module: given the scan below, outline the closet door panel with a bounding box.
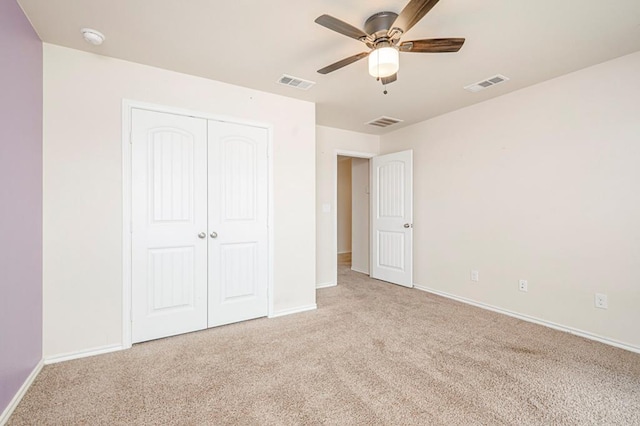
[208,121,269,327]
[131,109,208,343]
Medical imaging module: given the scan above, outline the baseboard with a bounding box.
[316,281,337,289]
[44,343,124,365]
[269,304,317,318]
[350,266,369,275]
[414,284,640,354]
[0,359,44,425]
[337,251,352,255]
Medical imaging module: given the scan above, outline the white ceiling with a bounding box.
[18,0,640,135]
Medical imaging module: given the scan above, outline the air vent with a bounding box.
[464,74,510,93]
[277,74,315,90]
[366,116,404,128]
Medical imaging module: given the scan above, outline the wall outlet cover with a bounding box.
[471,270,479,282]
[519,279,528,292]
[595,293,608,309]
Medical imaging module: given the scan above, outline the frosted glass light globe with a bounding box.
[368,46,399,78]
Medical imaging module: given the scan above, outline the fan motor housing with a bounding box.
[364,11,398,38]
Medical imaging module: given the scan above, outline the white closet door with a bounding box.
[370,150,413,287]
[131,109,208,343]
[207,121,269,327]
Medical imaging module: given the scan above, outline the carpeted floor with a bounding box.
[9,261,640,425]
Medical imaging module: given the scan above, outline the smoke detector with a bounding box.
[81,28,105,45]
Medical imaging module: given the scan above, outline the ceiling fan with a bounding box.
[315,0,465,87]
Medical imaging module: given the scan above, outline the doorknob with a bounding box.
[403,223,412,228]
[210,231,218,239]
[198,232,206,239]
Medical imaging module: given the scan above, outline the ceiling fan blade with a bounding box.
[317,52,370,74]
[381,73,398,85]
[391,0,441,34]
[315,15,369,41]
[399,38,465,53]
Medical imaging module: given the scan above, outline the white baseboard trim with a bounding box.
[269,304,317,318]
[414,284,640,354]
[316,281,337,289]
[44,343,124,365]
[0,359,44,425]
[350,266,369,275]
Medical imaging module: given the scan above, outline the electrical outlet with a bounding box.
[471,270,479,282]
[595,293,608,309]
[519,279,528,292]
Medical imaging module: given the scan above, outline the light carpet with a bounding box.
[8,264,640,425]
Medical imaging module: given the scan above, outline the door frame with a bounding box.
[332,149,376,287]
[121,99,274,349]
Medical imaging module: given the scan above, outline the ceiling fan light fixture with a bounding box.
[368,46,399,78]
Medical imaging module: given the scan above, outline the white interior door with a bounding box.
[207,121,269,327]
[370,150,413,287]
[131,109,208,343]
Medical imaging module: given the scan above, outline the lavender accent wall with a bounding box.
[0,0,43,414]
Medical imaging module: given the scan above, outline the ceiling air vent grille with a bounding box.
[464,74,510,93]
[366,116,404,128]
[277,74,315,90]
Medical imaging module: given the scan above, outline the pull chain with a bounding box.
[375,51,388,94]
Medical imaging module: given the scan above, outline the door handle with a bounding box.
[210,231,218,239]
[403,223,412,229]
[198,232,206,239]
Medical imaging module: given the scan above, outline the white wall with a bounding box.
[43,44,316,358]
[380,51,640,349]
[316,126,379,287]
[351,158,370,274]
[337,158,352,254]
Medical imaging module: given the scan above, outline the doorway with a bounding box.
[336,154,371,279]
[333,149,414,288]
